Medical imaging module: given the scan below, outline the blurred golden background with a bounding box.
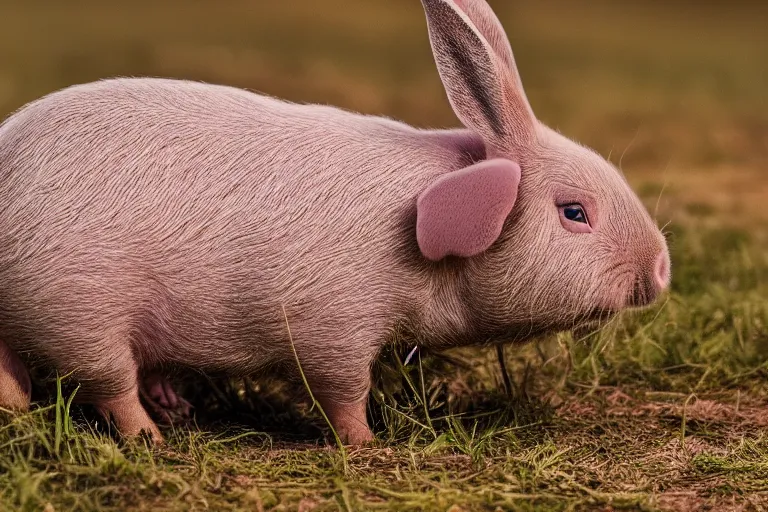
[2,0,767,227]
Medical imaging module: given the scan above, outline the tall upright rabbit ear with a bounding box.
[421,0,536,149]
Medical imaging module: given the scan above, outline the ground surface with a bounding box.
[1,0,767,510]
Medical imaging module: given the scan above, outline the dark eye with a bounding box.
[563,204,588,224]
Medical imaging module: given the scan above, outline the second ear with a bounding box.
[416,158,522,261]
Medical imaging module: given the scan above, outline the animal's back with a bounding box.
[0,78,474,383]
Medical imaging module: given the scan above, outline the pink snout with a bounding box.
[654,251,671,292]
[629,251,671,308]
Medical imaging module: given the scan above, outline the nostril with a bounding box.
[654,252,670,291]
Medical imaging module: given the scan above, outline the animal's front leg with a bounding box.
[319,392,374,445]
[300,348,375,445]
[287,319,379,445]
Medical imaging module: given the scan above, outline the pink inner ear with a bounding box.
[416,158,521,261]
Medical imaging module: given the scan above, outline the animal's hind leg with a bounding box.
[0,338,31,412]
[96,385,163,444]
[83,355,163,443]
[140,371,193,425]
[52,335,164,443]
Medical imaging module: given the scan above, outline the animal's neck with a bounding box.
[411,263,481,351]
[411,262,553,351]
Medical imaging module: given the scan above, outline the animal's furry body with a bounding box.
[0,0,670,444]
[0,80,480,392]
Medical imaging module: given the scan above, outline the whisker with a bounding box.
[619,126,641,176]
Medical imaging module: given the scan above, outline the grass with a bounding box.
[1,0,767,510]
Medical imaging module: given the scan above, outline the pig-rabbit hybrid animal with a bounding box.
[0,0,670,445]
